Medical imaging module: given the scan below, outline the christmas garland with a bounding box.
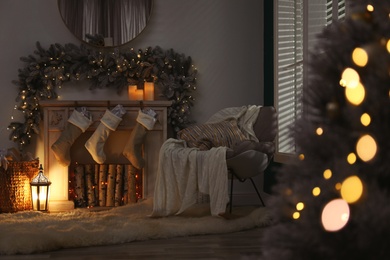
[8,42,197,148]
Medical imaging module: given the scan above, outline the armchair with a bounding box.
[226,106,277,212]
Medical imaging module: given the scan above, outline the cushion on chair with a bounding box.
[177,120,247,150]
[226,150,269,179]
[226,140,275,159]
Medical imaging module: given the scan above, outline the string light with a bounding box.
[340,67,360,88]
[356,134,377,161]
[345,81,365,105]
[366,4,374,12]
[340,175,363,203]
[352,47,368,67]
[360,113,371,126]
[316,127,324,135]
[321,199,350,232]
[323,169,332,179]
[312,187,321,196]
[347,153,357,164]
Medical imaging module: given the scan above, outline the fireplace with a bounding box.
[40,100,171,211]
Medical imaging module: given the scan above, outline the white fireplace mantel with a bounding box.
[40,100,171,212]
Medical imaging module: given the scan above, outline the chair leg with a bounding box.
[249,177,266,207]
[229,175,234,213]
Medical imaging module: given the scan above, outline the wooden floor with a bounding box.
[0,227,267,260]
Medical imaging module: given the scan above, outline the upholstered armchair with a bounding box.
[225,106,277,212]
[152,105,277,217]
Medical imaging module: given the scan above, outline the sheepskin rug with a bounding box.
[0,198,270,255]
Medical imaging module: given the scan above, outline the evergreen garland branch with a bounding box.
[8,42,197,148]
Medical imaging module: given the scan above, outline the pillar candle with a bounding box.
[128,85,137,100]
[134,89,144,100]
[128,85,144,100]
[144,82,155,101]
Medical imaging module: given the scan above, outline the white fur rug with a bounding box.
[0,198,270,255]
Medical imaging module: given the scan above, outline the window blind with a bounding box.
[274,0,345,163]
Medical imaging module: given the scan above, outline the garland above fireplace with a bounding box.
[8,42,197,149]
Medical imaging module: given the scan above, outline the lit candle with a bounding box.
[134,89,144,100]
[144,82,154,101]
[128,85,137,100]
[128,85,144,100]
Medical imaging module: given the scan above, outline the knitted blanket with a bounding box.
[151,105,261,217]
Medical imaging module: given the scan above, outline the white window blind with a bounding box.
[274,0,346,163]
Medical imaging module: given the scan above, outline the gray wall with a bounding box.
[0,0,264,157]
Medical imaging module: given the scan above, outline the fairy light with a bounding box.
[345,81,365,105]
[356,134,377,162]
[316,127,324,135]
[366,4,374,12]
[340,67,360,88]
[321,199,350,232]
[312,187,321,196]
[360,113,371,126]
[352,47,368,67]
[347,153,357,164]
[298,154,305,160]
[292,212,300,220]
[296,202,305,211]
[323,169,332,179]
[340,175,363,203]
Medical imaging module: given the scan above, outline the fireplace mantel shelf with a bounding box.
[40,100,172,107]
[41,100,171,212]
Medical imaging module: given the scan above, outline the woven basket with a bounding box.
[0,159,39,213]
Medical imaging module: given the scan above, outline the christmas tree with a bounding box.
[261,0,390,259]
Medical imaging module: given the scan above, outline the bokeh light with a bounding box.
[323,169,332,179]
[321,199,350,232]
[341,175,363,203]
[312,187,321,196]
[293,212,300,220]
[345,81,365,105]
[298,154,305,160]
[296,202,305,211]
[386,39,390,53]
[316,127,324,135]
[352,47,368,67]
[360,113,371,126]
[356,134,377,162]
[335,183,342,190]
[340,67,360,88]
[366,4,374,12]
[347,153,357,164]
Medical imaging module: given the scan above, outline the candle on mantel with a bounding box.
[134,89,144,100]
[128,85,144,100]
[144,82,155,101]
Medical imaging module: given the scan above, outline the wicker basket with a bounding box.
[0,159,39,213]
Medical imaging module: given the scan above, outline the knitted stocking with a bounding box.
[85,105,125,164]
[51,108,93,167]
[123,109,157,169]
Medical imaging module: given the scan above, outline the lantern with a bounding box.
[30,164,51,212]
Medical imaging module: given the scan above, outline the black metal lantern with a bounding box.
[30,164,51,212]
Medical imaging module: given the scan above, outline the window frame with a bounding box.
[273,0,346,164]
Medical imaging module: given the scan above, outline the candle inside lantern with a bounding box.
[128,85,144,100]
[30,164,51,212]
[144,82,155,101]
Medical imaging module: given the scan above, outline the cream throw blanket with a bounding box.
[151,105,261,217]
